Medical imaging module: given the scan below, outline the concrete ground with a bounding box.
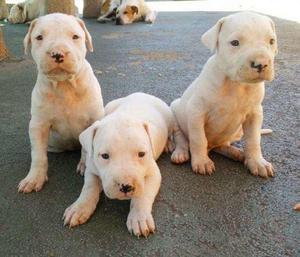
[0,11,299,257]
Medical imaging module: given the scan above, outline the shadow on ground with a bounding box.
[0,12,299,257]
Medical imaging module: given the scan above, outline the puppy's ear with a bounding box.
[17,3,25,11]
[201,17,225,53]
[76,18,93,52]
[79,121,101,159]
[131,6,138,15]
[24,18,37,55]
[143,122,157,159]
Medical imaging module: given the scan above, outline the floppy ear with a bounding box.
[143,122,157,159]
[24,18,37,55]
[131,5,138,15]
[201,17,225,53]
[76,18,93,52]
[79,121,101,159]
[17,3,25,11]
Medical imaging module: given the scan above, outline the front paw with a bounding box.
[127,209,155,237]
[18,173,48,193]
[171,147,190,164]
[145,12,156,23]
[63,201,95,228]
[245,157,274,178]
[191,155,215,175]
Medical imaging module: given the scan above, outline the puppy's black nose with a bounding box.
[51,52,64,63]
[251,61,267,73]
[120,184,134,193]
[116,18,121,25]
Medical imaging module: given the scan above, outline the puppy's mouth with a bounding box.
[45,67,76,81]
[237,69,274,83]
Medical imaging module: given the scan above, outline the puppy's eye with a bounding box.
[72,35,79,40]
[101,153,110,160]
[124,11,128,14]
[138,152,145,158]
[36,35,43,40]
[269,38,275,45]
[230,40,239,46]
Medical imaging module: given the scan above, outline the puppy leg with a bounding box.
[143,6,156,23]
[76,148,87,176]
[97,14,114,23]
[18,119,50,193]
[188,113,215,175]
[63,170,102,227]
[213,144,245,162]
[127,162,161,237]
[171,122,189,164]
[243,106,274,178]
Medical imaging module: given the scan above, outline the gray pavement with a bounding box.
[0,12,299,257]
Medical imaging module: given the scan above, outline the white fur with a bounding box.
[63,93,175,237]
[171,12,278,178]
[18,14,104,193]
[8,0,46,24]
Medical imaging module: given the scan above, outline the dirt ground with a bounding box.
[0,12,299,257]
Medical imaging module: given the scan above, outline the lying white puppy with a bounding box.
[8,0,46,24]
[116,0,156,25]
[63,93,175,237]
[171,12,278,178]
[18,13,104,193]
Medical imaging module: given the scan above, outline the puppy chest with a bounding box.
[44,92,97,135]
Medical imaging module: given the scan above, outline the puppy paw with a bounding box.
[127,209,155,238]
[63,202,95,228]
[245,157,274,178]
[145,11,156,24]
[171,147,190,164]
[191,156,215,175]
[76,160,86,176]
[18,173,48,193]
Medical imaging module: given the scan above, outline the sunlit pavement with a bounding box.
[0,9,299,257]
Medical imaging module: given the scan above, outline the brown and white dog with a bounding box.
[97,0,156,25]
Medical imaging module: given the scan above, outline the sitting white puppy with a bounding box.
[8,0,46,24]
[63,93,175,237]
[18,13,104,193]
[116,0,156,25]
[171,12,278,178]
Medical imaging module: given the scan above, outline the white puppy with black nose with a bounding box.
[63,93,175,237]
[171,12,278,178]
[18,13,104,193]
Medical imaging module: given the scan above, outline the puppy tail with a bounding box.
[261,128,273,135]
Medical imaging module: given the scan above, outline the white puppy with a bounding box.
[171,12,278,178]
[8,0,46,24]
[63,93,175,237]
[18,13,104,193]
[116,0,156,25]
